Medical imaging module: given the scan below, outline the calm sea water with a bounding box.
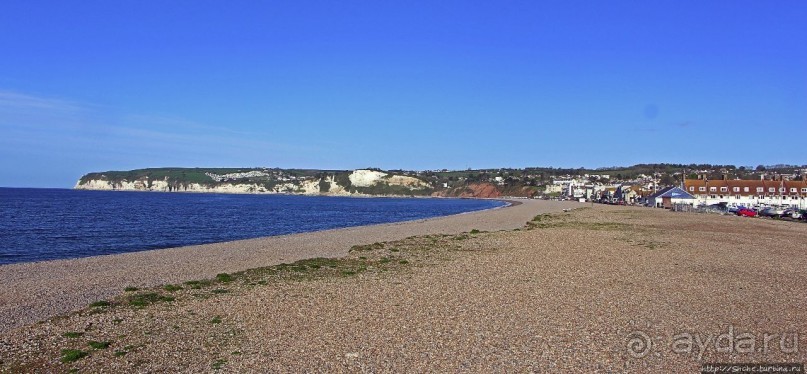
[0,188,504,265]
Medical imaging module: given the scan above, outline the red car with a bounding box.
[737,208,757,217]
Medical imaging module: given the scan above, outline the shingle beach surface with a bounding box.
[2,203,806,373]
[0,199,570,335]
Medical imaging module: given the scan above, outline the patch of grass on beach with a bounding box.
[212,359,227,370]
[526,211,630,231]
[531,213,553,222]
[89,300,111,308]
[60,349,88,363]
[81,234,476,316]
[128,293,174,308]
[163,284,183,292]
[111,344,138,357]
[62,331,83,339]
[216,273,234,283]
[580,222,631,231]
[290,265,308,272]
[87,340,111,350]
[210,316,222,324]
[349,242,385,252]
[526,213,562,229]
[241,257,372,281]
[297,257,340,269]
[124,286,139,292]
[184,280,212,289]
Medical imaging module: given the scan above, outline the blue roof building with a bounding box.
[648,186,695,208]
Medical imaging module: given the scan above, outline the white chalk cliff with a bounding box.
[75,169,431,196]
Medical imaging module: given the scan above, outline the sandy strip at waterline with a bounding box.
[0,199,578,334]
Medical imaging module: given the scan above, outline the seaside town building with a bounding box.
[646,186,696,208]
[684,176,807,208]
[543,184,563,195]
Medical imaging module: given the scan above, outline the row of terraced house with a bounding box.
[683,176,807,208]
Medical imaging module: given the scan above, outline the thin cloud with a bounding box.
[0,90,86,113]
[0,89,319,164]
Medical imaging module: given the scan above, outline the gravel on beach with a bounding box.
[0,199,569,335]
[2,203,806,372]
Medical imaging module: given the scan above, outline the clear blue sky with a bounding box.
[1,1,805,187]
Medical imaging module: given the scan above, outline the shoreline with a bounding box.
[5,204,805,371]
[0,199,576,334]
[0,191,511,267]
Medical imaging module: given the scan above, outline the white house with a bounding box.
[684,178,807,208]
[647,186,696,208]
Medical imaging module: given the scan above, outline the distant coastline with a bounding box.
[73,167,542,198]
[73,164,807,201]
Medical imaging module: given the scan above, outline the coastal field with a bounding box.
[1,203,806,372]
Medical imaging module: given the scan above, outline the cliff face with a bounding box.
[75,167,547,198]
[74,169,432,196]
[431,183,539,198]
[432,183,501,198]
[74,179,321,194]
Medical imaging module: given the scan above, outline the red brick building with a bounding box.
[683,177,807,207]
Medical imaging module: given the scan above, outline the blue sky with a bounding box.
[1,1,805,187]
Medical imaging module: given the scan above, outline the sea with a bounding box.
[0,188,505,265]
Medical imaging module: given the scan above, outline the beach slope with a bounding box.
[1,204,806,371]
[0,199,574,334]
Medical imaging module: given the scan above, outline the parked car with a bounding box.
[703,203,729,214]
[736,208,757,217]
[759,207,786,218]
[783,208,803,220]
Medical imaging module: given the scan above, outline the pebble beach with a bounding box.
[0,199,570,335]
[1,201,806,372]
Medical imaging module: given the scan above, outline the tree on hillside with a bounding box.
[659,174,677,186]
